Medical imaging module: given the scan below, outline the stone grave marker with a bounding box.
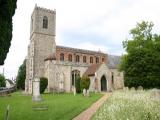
[86,90,90,97]
[73,86,76,96]
[32,77,41,101]
[130,87,135,91]
[83,89,86,96]
[137,86,143,90]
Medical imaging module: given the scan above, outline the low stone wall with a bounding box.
[0,86,16,96]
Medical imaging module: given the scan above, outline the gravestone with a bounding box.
[73,87,76,96]
[123,87,129,91]
[130,87,135,91]
[137,86,143,90]
[32,77,41,101]
[86,90,90,97]
[151,89,160,100]
[83,89,86,96]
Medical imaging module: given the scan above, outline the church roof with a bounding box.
[56,45,107,55]
[107,55,121,69]
[84,63,102,76]
[44,54,56,61]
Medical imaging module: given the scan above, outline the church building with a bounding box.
[25,5,124,94]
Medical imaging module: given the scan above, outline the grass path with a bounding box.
[73,92,111,120]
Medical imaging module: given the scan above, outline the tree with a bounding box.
[0,0,17,65]
[75,76,81,93]
[120,21,160,89]
[81,75,90,90]
[0,74,6,87]
[40,77,48,94]
[16,60,26,90]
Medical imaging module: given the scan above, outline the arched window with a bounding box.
[96,57,99,63]
[43,16,48,29]
[111,72,114,85]
[68,54,72,62]
[90,57,93,63]
[72,70,80,85]
[76,55,80,62]
[102,58,105,62]
[83,56,86,63]
[31,18,33,30]
[60,53,64,61]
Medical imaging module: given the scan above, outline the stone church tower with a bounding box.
[25,5,56,93]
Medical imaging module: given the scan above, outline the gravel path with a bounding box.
[73,93,111,120]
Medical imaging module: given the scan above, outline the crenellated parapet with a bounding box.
[34,4,56,14]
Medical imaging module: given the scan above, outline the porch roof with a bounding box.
[84,63,102,76]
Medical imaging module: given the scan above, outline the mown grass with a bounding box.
[0,92,102,120]
[92,89,160,120]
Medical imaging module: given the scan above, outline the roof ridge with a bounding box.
[56,45,107,55]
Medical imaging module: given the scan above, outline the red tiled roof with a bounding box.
[84,63,102,76]
[44,54,56,61]
[56,45,107,55]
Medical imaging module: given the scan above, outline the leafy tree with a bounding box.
[75,76,81,93]
[120,21,160,89]
[16,60,26,90]
[40,77,48,94]
[81,75,90,90]
[0,74,6,87]
[0,0,17,65]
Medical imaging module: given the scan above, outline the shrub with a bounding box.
[81,76,90,90]
[16,60,26,90]
[40,77,48,94]
[0,74,6,87]
[75,76,81,93]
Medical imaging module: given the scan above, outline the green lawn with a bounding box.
[0,92,102,120]
[92,89,160,120]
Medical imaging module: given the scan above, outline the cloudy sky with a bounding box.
[0,0,160,79]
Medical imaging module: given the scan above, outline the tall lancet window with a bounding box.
[60,53,64,61]
[43,16,48,29]
[31,18,33,30]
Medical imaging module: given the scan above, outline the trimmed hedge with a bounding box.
[75,76,81,93]
[40,77,48,94]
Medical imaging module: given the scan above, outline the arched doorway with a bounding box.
[101,75,107,91]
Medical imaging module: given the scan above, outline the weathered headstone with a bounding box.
[130,87,135,91]
[151,89,160,100]
[4,105,10,120]
[123,87,129,91]
[32,77,41,101]
[73,87,76,96]
[83,89,86,96]
[86,90,90,97]
[137,86,143,90]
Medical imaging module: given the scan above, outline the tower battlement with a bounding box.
[34,5,56,14]
[30,4,56,37]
